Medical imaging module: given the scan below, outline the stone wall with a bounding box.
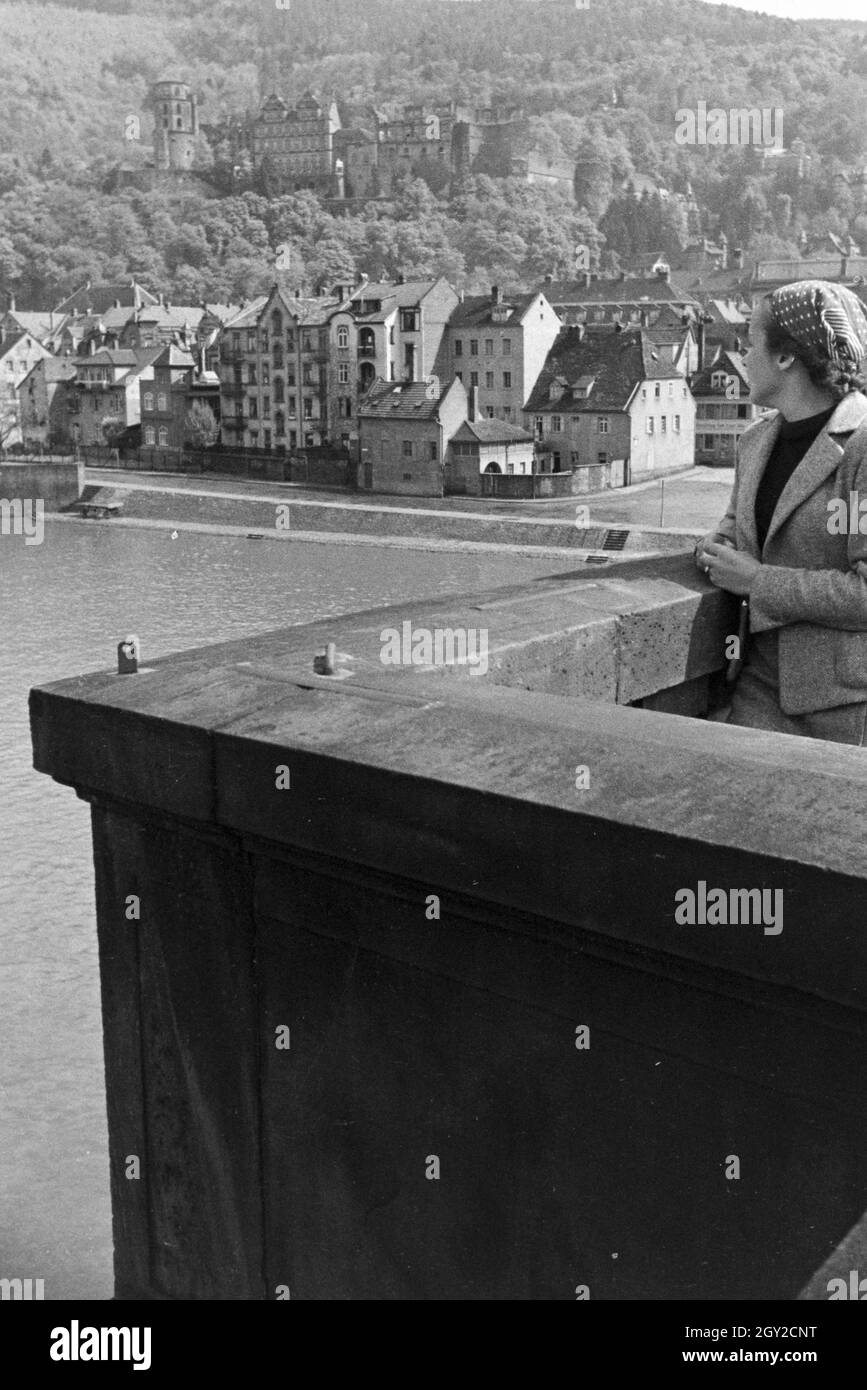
[30,554,867,1299]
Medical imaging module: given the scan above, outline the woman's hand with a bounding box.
[693,531,735,573]
[697,540,761,596]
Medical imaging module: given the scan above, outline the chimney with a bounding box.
[544,273,553,286]
[491,284,501,305]
[697,317,707,372]
[584,272,591,289]
[8,292,15,313]
[576,323,585,342]
[841,254,849,279]
[114,298,122,309]
[639,308,648,328]
[468,384,479,421]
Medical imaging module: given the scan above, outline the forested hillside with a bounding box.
[1,0,866,309]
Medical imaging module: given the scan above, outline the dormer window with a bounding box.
[548,378,566,402]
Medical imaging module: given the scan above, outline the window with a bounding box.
[503,339,511,355]
[402,440,413,457]
[641,386,647,399]
[737,405,748,419]
[597,416,609,434]
[703,434,715,450]
[454,370,463,382]
[534,417,544,437]
[647,418,654,434]
[654,382,661,398]
[485,372,494,389]
[486,406,494,418]
[674,415,681,432]
[286,330,295,351]
[598,451,608,466]
[661,416,667,433]
[144,426,155,445]
[260,332,269,353]
[302,333,313,352]
[263,364,270,386]
[288,395,296,417]
[454,340,463,357]
[247,333,256,352]
[144,393,154,412]
[249,399,258,419]
[249,364,257,385]
[158,426,168,447]
[551,415,562,432]
[503,372,512,389]
[263,395,271,418]
[271,311,282,335]
[232,333,241,352]
[276,412,285,436]
[470,371,479,387]
[484,339,494,356]
[157,393,167,411]
[429,441,437,460]
[400,309,419,332]
[504,406,513,422]
[274,377,284,403]
[469,339,479,356]
[403,472,412,481]
[338,362,349,385]
[303,398,312,418]
[337,325,349,350]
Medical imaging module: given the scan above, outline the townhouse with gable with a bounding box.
[443,287,561,425]
[524,324,696,489]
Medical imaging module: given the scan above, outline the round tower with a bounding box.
[152,80,199,172]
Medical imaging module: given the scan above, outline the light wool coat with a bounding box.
[717,390,867,715]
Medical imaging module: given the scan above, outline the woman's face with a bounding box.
[743,301,789,407]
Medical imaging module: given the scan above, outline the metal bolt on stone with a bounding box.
[313,642,337,676]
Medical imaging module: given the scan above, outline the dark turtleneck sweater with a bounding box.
[754,404,836,551]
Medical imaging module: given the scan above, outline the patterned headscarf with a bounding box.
[767,280,867,369]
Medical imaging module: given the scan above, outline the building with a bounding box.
[523,324,696,488]
[541,269,703,327]
[140,345,220,450]
[644,304,698,376]
[252,92,341,196]
[18,358,78,448]
[444,287,561,425]
[0,327,53,446]
[250,94,574,201]
[358,377,467,495]
[689,351,759,467]
[218,287,341,452]
[63,347,163,447]
[445,398,536,496]
[325,275,459,447]
[152,80,200,172]
[54,280,159,317]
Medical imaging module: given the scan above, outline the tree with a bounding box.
[185,400,219,449]
[100,415,126,447]
[0,397,20,455]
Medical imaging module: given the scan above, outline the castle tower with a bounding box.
[152,80,199,172]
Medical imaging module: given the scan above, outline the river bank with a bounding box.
[70,471,708,558]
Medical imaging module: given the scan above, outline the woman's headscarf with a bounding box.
[766,280,867,369]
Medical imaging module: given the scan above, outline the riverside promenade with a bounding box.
[75,465,735,558]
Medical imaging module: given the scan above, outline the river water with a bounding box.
[0,520,565,1299]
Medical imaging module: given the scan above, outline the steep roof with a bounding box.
[452,417,534,443]
[55,280,159,315]
[690,350,750,393]
[359,380,447,420]
[448,291,539,329]
[542,276,700,308]
[525,326,682,414]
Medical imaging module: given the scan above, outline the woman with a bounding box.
[695,279,867,743]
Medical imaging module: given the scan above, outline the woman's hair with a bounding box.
[761,293,866,401]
